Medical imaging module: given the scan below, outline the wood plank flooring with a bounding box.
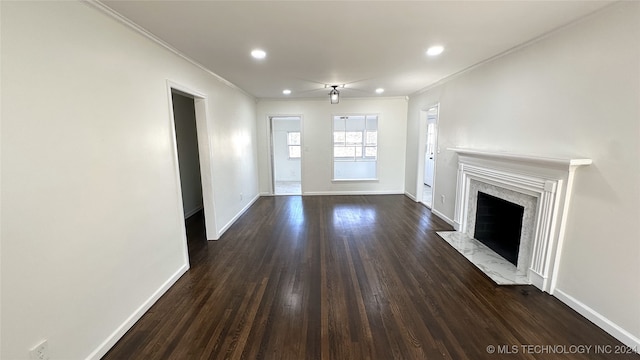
[103,195,638,359]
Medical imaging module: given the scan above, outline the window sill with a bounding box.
[334,159,377,162]
[331,178,379,182]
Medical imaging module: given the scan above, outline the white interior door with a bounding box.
[424,149,434,187]
[417,105,438,208]
[424,122,436,187]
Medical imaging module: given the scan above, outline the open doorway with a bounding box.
[270,116,302,195]
[171,91,206,255]
[168,81,219,250]
[417,105,439,209]
[172,91,204,219]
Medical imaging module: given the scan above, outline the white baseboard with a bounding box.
[431,208,456,228]
[259,191,271,196]
[553,288,640,351]
[86,264,189,360]
[215,193,261,239]
[303,190,404,196]
[404,192,417,201]
[184,205,204,219]
[528,269,546,291]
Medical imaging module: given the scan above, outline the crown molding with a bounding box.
[410,2,618,97]
[257,96,408,103]
[84,0,254,100]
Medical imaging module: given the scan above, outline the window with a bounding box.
[287,131,301,159]
[333,115,378,180]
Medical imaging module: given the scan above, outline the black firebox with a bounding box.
[473,192,524,266]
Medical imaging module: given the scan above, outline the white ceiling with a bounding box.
[101,0,613,100]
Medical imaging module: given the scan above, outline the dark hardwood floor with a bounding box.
[104,195,638,359]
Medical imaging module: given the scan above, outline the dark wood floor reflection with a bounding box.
[104,195,638,360]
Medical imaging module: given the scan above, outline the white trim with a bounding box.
[331,179,379,182]
[166,83,194,265]
[331,113,380,181]
[286,130,302,160]
[184,205,204,219]
[404,192,417,201]
[554,289,640,352]
[303,190,403,196]
[431,208,456,227]
[267,115,275,195]
[528,269,545,290]
[215,193,261,240]
[450,148,591,292]
[166,81,218,242]
[86,264,189,360]
[409,3,617,98]
[416,104,440,207]
[449,148,592,169]
[268,114,304,195]
[258,96,408,102]
[85,1,253,99]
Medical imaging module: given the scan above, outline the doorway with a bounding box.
[171,91,206,256]
[172,91,204,219]
[168,81,218,248]
[270,116,302,195]
[418,105,439,209]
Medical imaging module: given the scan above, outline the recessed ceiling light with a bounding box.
[426,45,444,57]
[282,89,291,95]
[375,88,385,94]
[251,49,266,59]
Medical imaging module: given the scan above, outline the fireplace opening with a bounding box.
[474,192,524,266]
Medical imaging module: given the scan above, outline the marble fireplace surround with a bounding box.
[449,148,591,293]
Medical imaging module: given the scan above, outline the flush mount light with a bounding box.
[328,85,340,104]
[282,89,291,95]
[251,49,266,59]
[375,88,385,94]
[426,45,444,57]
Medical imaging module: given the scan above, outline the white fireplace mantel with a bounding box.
[449,148,592,169]
[449,148,591,293]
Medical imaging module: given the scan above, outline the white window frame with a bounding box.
[332,114,379,181]
[287,131,301,159]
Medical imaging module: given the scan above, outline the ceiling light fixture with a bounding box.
[282,89,291,95]
[328,85,340,104]
[426,45,444,57]
[251,49,266,59]
[375,88,385,94]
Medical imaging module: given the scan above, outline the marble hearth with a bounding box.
[437,230,528,285]
[446,148,591,293]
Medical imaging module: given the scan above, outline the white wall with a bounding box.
[272,118,301,182]
[1,2,258,359]
[172,93,204,217]
[257,98,408,195]
[334,161,376,180]
[405,2,639,347]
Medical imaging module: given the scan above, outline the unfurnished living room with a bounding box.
[2,1,639,359]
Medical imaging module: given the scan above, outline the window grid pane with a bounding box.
[365,146,377,158]
[287,132,301,145]
[332,114,378,180]
[334,146,355,158]
[365,131,377,145]
[355,146,363,158]
[289,145,301,158]
[345,131,363,145]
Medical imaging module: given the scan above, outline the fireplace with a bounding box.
[446,148,591,293]
[474,192,524,266]
[463,178,537,278]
